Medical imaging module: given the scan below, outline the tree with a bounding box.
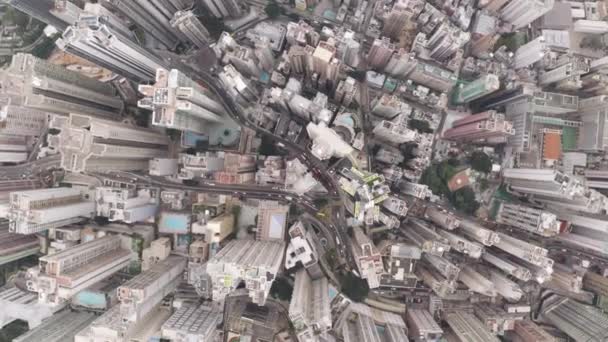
[340,272,369,302]
[408,119,433,133]
[270,277,293,301]
[469,151,492,173]
[265,1,282,18]
[449,187,480,215]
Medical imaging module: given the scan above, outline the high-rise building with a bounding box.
[200,0,242,18]
[384,48,418,77]
[424,206,461,230]
[332,297,409,342]
[406,218,451,256]
[34,235,134,306]
[482,252,533,282]
[0,106,47,137]
[350,227,384,289]
[406,309,443,341]
[138,69,230,135]
[371,94,411,119]
[513,320,556,342]
[487,268,524,302]
[541,296,608,341]
[58,19,169,82]
[457,219,500,246]
[103,0,188,49]
[496,202,564,237]
[9,187,95,234]
[503,168,608,214]
[48,114,169,173]
[171,10,212,49]
[382,0,423,39]
[0,54,123,119]
[442,110,515,145]
[407,61,457,92]
[373,120,419,144]
[289,270,331,341]
[583,271,608,297]
[81,3,136,41]
[454,75,501,104]
[367,37,395,70]
[513,37,549,69]
[444,311,501,342]
[161,304,222,341]
[436,229,484,258]
[493,232,551,267]
[423,253,460,282]
[458,265,497,297]
[202,239,285,305]
[500,0,555,30]
[577,95,608,152]
[95,187,158,224]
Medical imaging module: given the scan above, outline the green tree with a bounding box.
[270,277,293,301]
[449,187,480,215]
[469,151,492,173]
[265,1,282,18]
[408,119,433,133]
[340,272,369,302]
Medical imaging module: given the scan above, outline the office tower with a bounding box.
[577,95,608,152]
[13,310,96,342]
[500,0,555,30]
[442,110,515,145]
[202,239,285,305]
[373,120,418,145]
[179,152,225,179]
[382,0,422,39]
[200,0,242,18]
[406,219,451,256]
[436,229,484,258]
[384,48,417,77]
[541,296,608,341]
[406,309,443,341]
[458,219,500,246]
[289,270,331,341]
[103,0,188,49]
[425,206,460,230]
[333,298,409,342]
[118,256,187,322]
[583,271,608,297]
[513,320,556,342]
[285,221,319,270]
[307,122,354,160]
[48,114,169,173]
[458,265,497,297]
[161,304,222,341]
[95,187,158,224]
[6,0,71,30]
[34,235,134,306]
[171,10,211,49]
[8,187,94,234]
[371,94,410,119]
[454,75,500,104]
[367,37,395,70]
[503,168,608,214]
[482,252,533,281]
[445,311,501,342]
[407,61,457,92]
[423,253,460,282]
[334,77,359,107]
[58,18,169,82]
[350,227,383,289]
[378,242,419,289]
[494,232,550,267]
[513,37,549,69]
[496,202,563,237]
[0,53,123,119]
[149,158,178,176]
[138,69,231,136]
[255,200,289,241]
